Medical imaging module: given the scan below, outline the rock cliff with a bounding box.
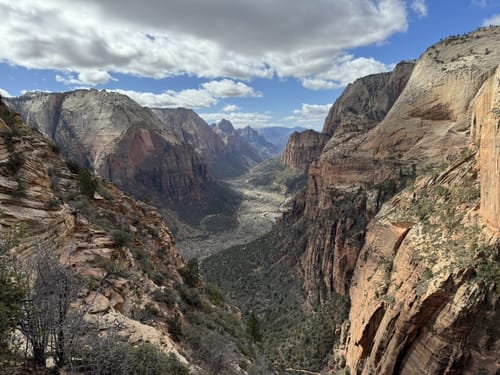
[7,90,242,228]
[280,129,329,172]
[0,101,257,373]
[282,27,500,373]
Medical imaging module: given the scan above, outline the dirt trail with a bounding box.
[176,174,292,260]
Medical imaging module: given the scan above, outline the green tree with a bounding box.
[179,258,200,288]
[77,168,97,198]
[247,313,262,343]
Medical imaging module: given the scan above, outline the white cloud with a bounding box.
[0,87,11,97]
[411,0,428,17]
[299,55,391,90]
[199,111,273,128]
[0,0,409,89]
[56,70,117,86]
[113,88,217,109]
[483,14,500,26]
[283,103,332,129]
[201,79,260,98]
[112,79,258,108]
[223,104,240,112]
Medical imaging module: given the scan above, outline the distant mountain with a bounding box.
[255,126,306,152]
[7,90,241,230]
[151,111,271,179]
[237,125,280,157]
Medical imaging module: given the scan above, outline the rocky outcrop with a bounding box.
[0,101,254,373]
[279,27,500,373]
[0,101,185,360]
[280,129,329,172]
[151,108,226,164]
[470,65,500,228]
[322,61,414,138]
[344,156,499,374]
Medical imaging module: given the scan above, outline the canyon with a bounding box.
[1,25,500,375]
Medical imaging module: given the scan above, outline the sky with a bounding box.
[0,0,500,130]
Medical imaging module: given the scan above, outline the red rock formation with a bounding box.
[280,129,329,172]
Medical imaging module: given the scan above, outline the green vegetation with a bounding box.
[77,167,97,198]
[392,158,499,293]
[76,338,190,375]
[179,258,201,288]
[202,227,350,372]
[246,313,262,343]
[245,158,307,194]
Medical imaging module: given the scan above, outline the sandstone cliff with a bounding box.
[0,101,256,373]
[7,90,242,229]
[282,27,500,373]
[280,129,329,172]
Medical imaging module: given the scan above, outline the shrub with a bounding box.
[178,285,202,308]
[205,283,225,306]
[77,168,97,198]
[152,288,177,308]
[179,258,200,288]
[166,315,182,341]
[246,313,262,343]
[112,229,132,248]
[6,152,24,173]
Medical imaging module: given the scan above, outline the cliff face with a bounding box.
[471,65,500,228]
[7,90,222,223]
[151,108,226,163]
[278,27,500,373]
[0,102,255,373]
[280,129,329,172]
[0,101,185,359]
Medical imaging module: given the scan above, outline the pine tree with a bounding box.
[247,313,262,343]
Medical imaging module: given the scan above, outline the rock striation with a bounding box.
[280,129,329,172]
[279,26,500,374]
[6,90,245,228]
[0,101,254,373]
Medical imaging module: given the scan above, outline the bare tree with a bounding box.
[17,243,87,370]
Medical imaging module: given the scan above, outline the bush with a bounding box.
[77,168,97,198]
[112,229,132,248]
[205,283,225,306]
[152,288,177,308]
[6,152,24,173]
[166,315,182,341]
[76,337,190,375]
[179,258,200,288]
[178,285,202,308]
[0,264,25,350]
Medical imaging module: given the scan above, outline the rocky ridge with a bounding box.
[291,26,500,374]
[204,26,500,374]
[0,102,258,373]
[7,91,245,230]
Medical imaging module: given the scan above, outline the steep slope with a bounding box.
[280,61,414,174]
[237,125,279,157]
[280,129,329,172]
[212,119,265,177]
[0,101,260,374]
[7,90,241,229]
[203,26,500,374]
[151,108,226,164]
[300,26,500,373]
[344,63,500,372]
[152,109,274,178]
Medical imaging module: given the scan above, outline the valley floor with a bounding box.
[176,171,293,260]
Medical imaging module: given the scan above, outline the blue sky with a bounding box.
[1,0,499,130]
